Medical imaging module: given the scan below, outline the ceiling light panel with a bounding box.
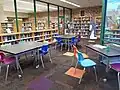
[60,0,80,7]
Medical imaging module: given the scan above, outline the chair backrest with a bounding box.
[73,45,78,59]
[71,37,76,43]
[77,50,84,62]
[56,37,62,43]
[0,52,5,62]
[41,44,49,52]
[77,35,81,42]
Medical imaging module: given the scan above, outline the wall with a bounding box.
[4,11,29,19]
[72,6,102,18]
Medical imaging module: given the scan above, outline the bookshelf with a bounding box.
[1,22,14,33]
[0,20,58,45]
[104,29,120,44]
[95,16,102,38]
[72,16,101,39]
[22,22,32,32]
[81,16,91,38]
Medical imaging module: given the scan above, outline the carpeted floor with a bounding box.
[0,40,118,90]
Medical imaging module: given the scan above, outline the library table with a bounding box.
[86,44,120,72]
[86,44,120,90]
[0,41,46,77]
[53,35,76,51]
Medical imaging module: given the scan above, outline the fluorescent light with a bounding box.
[17,0,57,10]
[60,0,80,7]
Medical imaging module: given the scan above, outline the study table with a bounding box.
[0,41,53,77]
[86,44,120,72]
[86,44,120,90]
[53,35,76,51]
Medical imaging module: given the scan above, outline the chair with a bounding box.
[55,37,64,51]
[110,63,120,90]
[39,44,52,68]
[68,37,77,51]
[75,50,98,83]
[0,52,22,81]
[72,45,89,65]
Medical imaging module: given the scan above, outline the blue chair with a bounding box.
[75,50,98,82]
[39,44,52,68]
[68,37,77,51]
[55,37,64,51]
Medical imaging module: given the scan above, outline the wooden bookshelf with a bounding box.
[0,20,58,45]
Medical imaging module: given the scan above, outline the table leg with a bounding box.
[15,55,23,78]
[86,46,88,54]
[106,57,110,72]
[37,49,44,68]
[68,39,70,51]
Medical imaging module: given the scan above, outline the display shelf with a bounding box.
[22,22,32,32]
[0,19,58,45]
[95,16,102,38]
[1,22,14,33]
[104,29,120,43]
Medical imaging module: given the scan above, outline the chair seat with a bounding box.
[82,53,89,59]
[79,59,96,67]
[40,50,48,55]
[111,63,120,72]
[3,57,15,65]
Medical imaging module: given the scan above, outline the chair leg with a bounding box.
[61,44,63,51]
[79,78,82,84]
[0,62,2,73]
[5,65,10,81]
[117,72,120,90]
[55,43,57,49]
[93,66,98,82]
[71,57,74,66]
[48,52,52,63]
[74,60,78,74]
[40,55,45,68]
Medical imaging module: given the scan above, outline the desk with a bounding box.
[86,44,120,72]
[0,41,45,77]
[53,35,76,51]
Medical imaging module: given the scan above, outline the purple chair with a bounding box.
[111,63,120,90]
[0,52,21,81]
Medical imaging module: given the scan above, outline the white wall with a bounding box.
[4,11,29,18]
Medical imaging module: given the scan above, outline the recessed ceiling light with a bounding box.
[60,0,80,7]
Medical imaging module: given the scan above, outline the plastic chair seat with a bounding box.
[79,59,96,67]
[111,63,120,72]
[40,50,48,55]
[3,57,15,65]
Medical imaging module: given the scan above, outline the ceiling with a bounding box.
[39,0,102,8]
[3,0,102,13]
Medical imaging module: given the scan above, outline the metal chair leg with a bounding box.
[0,62,2,73]
[48,52,52,63]
[5,65,9,81]
[93,66,98,82]
[61,44,63,51]
[55,43,57,49]
[78,68,85,84]
[74,60,78,74]
[118,72,120,90]
[40,55,45,68]
[79,78,82,84]
[71,57,74,66]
